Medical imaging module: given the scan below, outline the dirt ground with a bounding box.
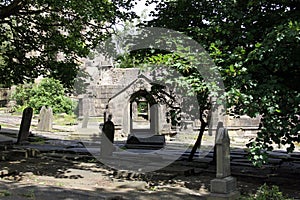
[1,156,300,200]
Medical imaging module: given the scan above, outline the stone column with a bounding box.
[208,127,240,200]
[150,104,159,135]
[132,101,138,120]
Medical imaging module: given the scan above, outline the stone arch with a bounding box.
[108,75,164,137]
[129,90,160,136]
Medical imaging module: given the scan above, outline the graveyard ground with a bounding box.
[0,113,300,199]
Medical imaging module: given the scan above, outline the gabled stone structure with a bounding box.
[108,74,169,137]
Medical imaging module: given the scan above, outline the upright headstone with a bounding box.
[17,107,33,144]
[37,106,53,131]
[208,127,240,200]
[100,114,115,157]
[44,107,53,131]
[37,106,47,130]
[213,121,224,164]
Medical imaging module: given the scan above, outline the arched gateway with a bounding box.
[107,74,167,137]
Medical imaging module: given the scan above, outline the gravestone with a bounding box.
[213,121,224,164]
[125,135,165,149]
[37,106,47,130]
[37,106,53,131]
[208,127,240,200]
[17,107,33,144]
[45,107,53,131]
[100,115,115,157]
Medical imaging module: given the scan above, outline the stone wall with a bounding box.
[78,68,142,117]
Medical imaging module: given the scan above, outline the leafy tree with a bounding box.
[13,78,75,114]
[141,0,300,164]
[0,0,137,88]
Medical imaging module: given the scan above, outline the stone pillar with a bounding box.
[208,127,240,200]
[17,107,33,144]
[132,101,138,120]
[150,104,159,135]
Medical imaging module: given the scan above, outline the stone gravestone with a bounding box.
[45,107,53,131]
[208,127,240,200]
[100,114,115,157]
[213,121,224,164]
[37,106,47,130]
[37,106,53,131]
[17,107,33,144]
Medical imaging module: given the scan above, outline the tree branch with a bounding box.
[0,0,26,20]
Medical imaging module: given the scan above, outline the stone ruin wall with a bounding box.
[78,66,260,138]
[78,68,141,117]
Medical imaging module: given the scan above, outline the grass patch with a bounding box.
[0,190,11,197]
[53,114,77,126]
[22,189,36,199]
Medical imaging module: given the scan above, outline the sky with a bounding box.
[132,0,157,21]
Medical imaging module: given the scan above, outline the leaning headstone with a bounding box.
[208,127,240,200]
[100,115,115,157]
[17,107,33,144]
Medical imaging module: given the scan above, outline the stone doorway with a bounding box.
[129,90,159,137]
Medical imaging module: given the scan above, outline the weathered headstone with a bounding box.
[37,106,47,130]
[17,107,33,144]
[37,106,53,131]
[213,121,224,164]
[208,127,240,200]
[100,114,115,157]
[45,107,53,131]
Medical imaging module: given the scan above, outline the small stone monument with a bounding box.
[100,114,115,157]
[37,106,47,130]
[208,127,240,200]
[37,106,53,131]
[17,107,33,144]
[44,107,53,131]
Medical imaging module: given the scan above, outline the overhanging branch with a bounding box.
[0,0,26,20]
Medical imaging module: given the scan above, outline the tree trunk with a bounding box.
[188,118,207,161]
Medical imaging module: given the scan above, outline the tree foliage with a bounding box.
[0,0,137,88]
[13,78,74,114]
[143,0,300,164]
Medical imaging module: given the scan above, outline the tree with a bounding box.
[142,0,300,165]
[13,78,75,114]
[0,0,137,88]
